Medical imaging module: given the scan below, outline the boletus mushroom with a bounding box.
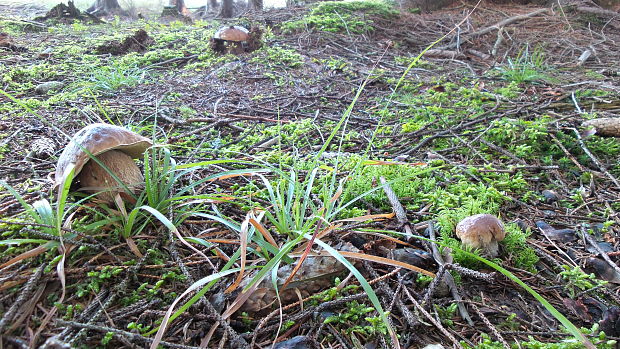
[211,25,249,54]
[583,118,620,137]
[455,214,506,257]
[55,123,152,203]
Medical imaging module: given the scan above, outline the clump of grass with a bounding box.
[282,0,399,34]
[250,45,304,68]
[0,166,78,269]
[461,325,616,348]
[497,45,548,84]
[90,62,146,92]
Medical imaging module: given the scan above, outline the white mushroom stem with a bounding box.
[455,214,506,258]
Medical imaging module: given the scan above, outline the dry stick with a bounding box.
[570,127,620,190]
[56,288,109,342]
[0,263,44,333]
[250,293,372,343]
[250,267,402,345]
[363,262,419,328]
[0,263,28,283]
[67,247,156,345]
[447,263,495,283]
[437,114,491,165]
[575,6,620,18]
[402,103,509,155]
[421,266,448,306]
[479,139,528,165]
[465,8,549,38]
[491,27,504,57]
[143,54,199,69]
[327,324,353,348]
[580,226,620,279]
[160,113,285,125]
[427,223,474,326]
[379,176,413,240]
[165,229,249,348]
[470,302,510,348]
[462,299,545,332]
[57,320,200,349]
[548,133,586,171]
[110,299,162,322]
[0,219,122,264]
[20,228,97,248]
[536,226,577,268]
[402,286,464,349]
[169,119,236,141]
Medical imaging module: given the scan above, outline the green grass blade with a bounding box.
[364,229,594,348]
[0,239,51,246]
[307,234,398,346]
[56,163,75,234]
[149,268,241,349]
[0,180,41,224]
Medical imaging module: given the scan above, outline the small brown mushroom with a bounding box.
[582,118,620,137]
[214,25,249,42]
[55,123,152,203]
[455,214,506,257]
[211,26,250,54]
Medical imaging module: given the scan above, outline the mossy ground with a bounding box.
[1,1,620,348]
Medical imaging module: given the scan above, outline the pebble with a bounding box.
[586,257,620,284]
[541,189,560,203]
[273,336,316,349]
[35,81,64,95]
[535,221,576,242]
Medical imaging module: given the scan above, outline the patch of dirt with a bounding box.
[95,29,155,55]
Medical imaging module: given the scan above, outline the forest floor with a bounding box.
[1,1,620,348]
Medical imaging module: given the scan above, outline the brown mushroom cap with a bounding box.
[55,123,152,188]
[583,118,620,137]
[455,214,506,256]
[214,26,249,42]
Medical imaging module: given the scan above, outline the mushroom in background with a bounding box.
[582,118,620,137]
[455,214,506,258]
[55,123,152,203]
[210,25,262,54]
[211,25,249,54]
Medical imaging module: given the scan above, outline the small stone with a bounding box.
[514,219,529,233]
[586,241,614,254]
[30,137,55,158]
[35,81,64,95]
[599,306,620,337]
[391,248,435,270]
[535,221,576,243]
[273,336,316,349]
[541,189,560,203]
[585,257,620,284]
[315,311,337,321]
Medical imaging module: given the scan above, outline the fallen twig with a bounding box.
[427,222,474,326]
[402,286,464,349]
[570,127,620,189]
[380,176,413,240]
[0,263,44,333]
[55,320,200,349]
